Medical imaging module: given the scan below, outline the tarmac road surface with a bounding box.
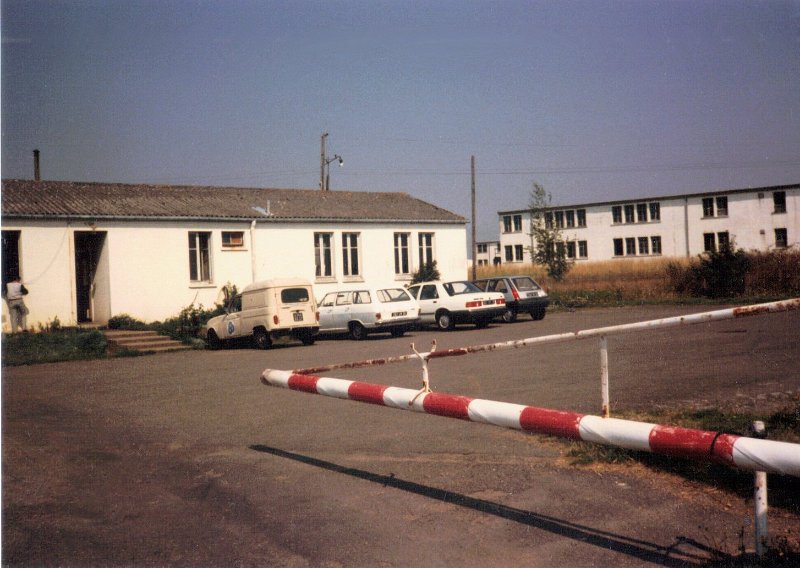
[3,304,799,566]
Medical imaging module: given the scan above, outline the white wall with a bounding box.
[3,219,467,329]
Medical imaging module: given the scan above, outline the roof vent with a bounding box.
[252,200,273,217]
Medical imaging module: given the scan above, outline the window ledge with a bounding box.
[189,282,216,289]
[315,277,337,284]
[343,276,365,283]
[221,247,249,252]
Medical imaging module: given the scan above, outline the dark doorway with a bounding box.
[2,231,21,289]
[74,232,108,323]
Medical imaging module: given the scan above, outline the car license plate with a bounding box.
[293,312,303,322]
[483,300,494,305]
[392,311,407,317]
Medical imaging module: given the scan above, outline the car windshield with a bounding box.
[281,288,310,303]
[377,288,411,302]
[512,277,541,291]
[443,281,481,296]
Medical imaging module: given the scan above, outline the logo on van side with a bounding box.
[227,321,235,335]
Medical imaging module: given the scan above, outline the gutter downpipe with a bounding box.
[250,220,258,283]
[684,197,691,257]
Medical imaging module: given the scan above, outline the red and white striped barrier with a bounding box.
[293,298,800,375]
[261,369,800,477]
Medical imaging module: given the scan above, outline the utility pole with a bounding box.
[471,155,477,281]
[320,133,328,190]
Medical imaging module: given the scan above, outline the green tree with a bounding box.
[527,182,573,281]
[410,260,441,285]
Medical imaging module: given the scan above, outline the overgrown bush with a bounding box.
[107,313,151,330]
[156,304,223,343]
[411,261,441,285]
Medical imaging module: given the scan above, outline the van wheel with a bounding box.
[501,308,518,323]
[300,331,316,346]
[436,310,455,331]
[253,328,272,350]
[349,322,368,341]
[207,330,222,350]
[390,328,405,338]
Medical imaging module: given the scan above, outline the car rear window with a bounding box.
[443,281,481,296]
[377,288,411,302]
[512,277,541,291]
[281,288,310,303]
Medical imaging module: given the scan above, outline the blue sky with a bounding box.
[3,0,800,241]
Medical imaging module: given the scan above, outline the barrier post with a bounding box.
[600,336,610,418]
[752,421,768,557]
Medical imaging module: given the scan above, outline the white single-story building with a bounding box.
[497,184,798,264]
[475,241,501,266]
[1,179,467,331]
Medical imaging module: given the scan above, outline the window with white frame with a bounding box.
[636,203,648,223]
[625,237,636,255]
[624,205,635,223]
[418,233,435,266]
[612,206,622,224]
[504,245,513,262]
[342,232,360,277]
[577,209,587,227]
[514,244,524,261]
[649,202,660,221]
[221,231,245,248]
[774,192,786,214]
[502,216,512,233]
[394,233,410,276]
[566,241,576,259]
[188,231,212,282]
[566,210,575,228]
[613,238,624,256]
[578,240,588,258]
[513,215,522,232]
[638,236,649,255]
[477,243,487,254]
[315,232,334,278]
[717,231,730,249]
[651,236,662,255]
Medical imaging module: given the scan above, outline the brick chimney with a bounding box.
[33,149,40,181]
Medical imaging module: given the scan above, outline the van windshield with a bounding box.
[281,288,310,303]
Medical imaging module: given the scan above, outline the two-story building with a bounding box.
[1,179,467,330]
[497,184,798,263]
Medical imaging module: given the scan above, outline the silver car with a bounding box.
[318,287,420,340]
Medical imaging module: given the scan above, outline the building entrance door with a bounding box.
[74,231,109,324]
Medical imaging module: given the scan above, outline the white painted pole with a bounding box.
[753,421,768,557]
[600,336,609,418]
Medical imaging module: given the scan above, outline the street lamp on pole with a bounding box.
[320,132,343,191]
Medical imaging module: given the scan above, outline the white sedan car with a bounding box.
[406,280,506,330]
[318,287,420,340]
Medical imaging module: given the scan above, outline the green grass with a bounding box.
[2,328,107,366]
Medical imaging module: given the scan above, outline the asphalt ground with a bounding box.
[3,304,799,567]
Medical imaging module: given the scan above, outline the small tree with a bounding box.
[411,260,441,285]
[527,182,573,281]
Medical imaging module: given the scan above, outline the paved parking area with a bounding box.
[3,304,799,566]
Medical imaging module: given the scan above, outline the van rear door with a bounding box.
[277,286,315,327]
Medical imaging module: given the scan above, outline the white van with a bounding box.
[204,278,318,349]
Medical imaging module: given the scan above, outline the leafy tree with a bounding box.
[411,260,441,285]
[527,182,573,281]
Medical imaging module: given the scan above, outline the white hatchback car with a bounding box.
[318,287,420,340]
[406,280,506,330]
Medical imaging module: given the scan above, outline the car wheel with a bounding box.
[390,327,405,338]
[349,322,368,340]
[531,308,546,321]
[474,319,490,329]
[253,327,272,349]
[501,308,517,323]
[206,329,222,350]
[436,310,455,331]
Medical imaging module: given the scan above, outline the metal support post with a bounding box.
[752,420,768,557]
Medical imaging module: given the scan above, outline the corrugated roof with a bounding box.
[1,179,466,224]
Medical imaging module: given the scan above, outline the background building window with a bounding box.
[514,244,524,261]
[703,232,716,252]
[342,233,360,277]
[625,237,636,255]
[774,192,786,214]
[189,232,212,282]
[577,209,587,227]
[504,245,513,262]
[716,196,728,216]
[566,241,576,258]
[612,206,622,224]
[502,216,512,233]
[544,212,554,228]
[221,231,244,248]
[613,238,624,256]
[393,233,410,275]
[717,231,730,249]
[649,202,660,221]
[554,211,564,228]
[624,205,635,223]
[651,236,662,255]
[513,215,522,232]
[566,210,575,228]
[636,203,648,222]
[477,243,487,253]
[315,233,333,278]
[775,228,788,248]
[578,240,588,258]
[638,236,649,254]
[702,198,714,217]
[418,232,435,266]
